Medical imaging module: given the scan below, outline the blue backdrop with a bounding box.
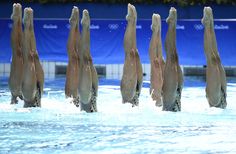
[0,19,235,65]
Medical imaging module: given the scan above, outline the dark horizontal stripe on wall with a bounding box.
[1,2,236,19]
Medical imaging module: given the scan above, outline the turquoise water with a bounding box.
[1,76,236,154]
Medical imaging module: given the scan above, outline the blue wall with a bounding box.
[0,2,236,66]
[1,18,235,65]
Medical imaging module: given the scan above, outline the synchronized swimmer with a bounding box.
[8,3,227,112]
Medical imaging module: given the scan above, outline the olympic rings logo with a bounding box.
[194,24,204,30]
[108,24,119,30]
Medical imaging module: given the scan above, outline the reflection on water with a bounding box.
[0,76,236,153]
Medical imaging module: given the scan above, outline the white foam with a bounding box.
[0,84,235,116]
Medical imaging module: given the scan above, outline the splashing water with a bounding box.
[0,76,236,154]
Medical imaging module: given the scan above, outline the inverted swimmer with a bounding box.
[79,9,98,112]
[22,7,44,107]
[121,3,143,107]
[9,3,24,104]
[65,6,80,107]
[162,7,183,112]
[149,13,165,107]
[202,7,227,109]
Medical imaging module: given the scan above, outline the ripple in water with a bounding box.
[0,77,236,153]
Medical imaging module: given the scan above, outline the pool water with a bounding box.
[0,76,236,153]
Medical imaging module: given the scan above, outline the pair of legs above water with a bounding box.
[162,7,183,112]
[202,7,227,109]
[66,7,98,112]
[121,3,143,107]
[22,7,44,107]
[9,4,44,108]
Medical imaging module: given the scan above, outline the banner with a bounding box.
[0,19,235,65]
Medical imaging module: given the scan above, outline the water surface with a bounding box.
[0,76,236,153]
